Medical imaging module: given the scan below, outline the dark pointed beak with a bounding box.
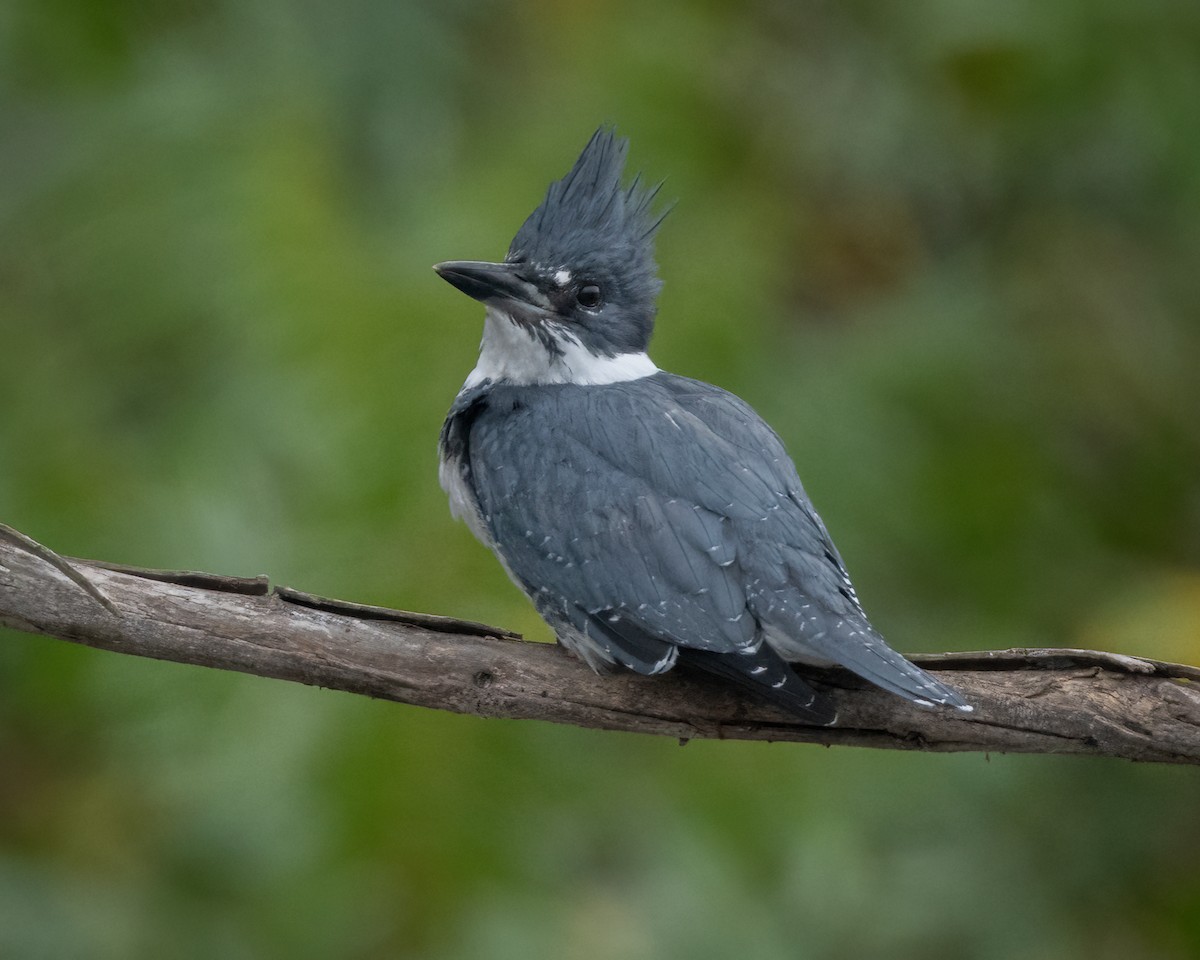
[434,260,542,309]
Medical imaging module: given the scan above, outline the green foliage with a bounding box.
[2,1,1198,956]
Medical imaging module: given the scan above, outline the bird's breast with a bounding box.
[438,384,495,547]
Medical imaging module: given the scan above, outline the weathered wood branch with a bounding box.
[1,523,1197,763]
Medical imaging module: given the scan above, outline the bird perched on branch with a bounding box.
[435,127,970,724]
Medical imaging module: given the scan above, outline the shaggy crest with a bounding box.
[507,127,666,309]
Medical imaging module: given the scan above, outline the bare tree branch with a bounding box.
[1,524,1197,764]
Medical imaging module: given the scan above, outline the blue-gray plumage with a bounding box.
[435,127,971,724]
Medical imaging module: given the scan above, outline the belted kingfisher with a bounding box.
[435,128,971,724]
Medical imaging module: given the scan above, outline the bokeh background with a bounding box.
[3,1,1199,957]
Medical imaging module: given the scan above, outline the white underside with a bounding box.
[438,453,491,544]
[462,307,658,389]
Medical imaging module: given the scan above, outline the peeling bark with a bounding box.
[1,524,1197,764]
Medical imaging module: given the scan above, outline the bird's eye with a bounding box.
[576,284,603,309]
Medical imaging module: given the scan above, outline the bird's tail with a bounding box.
[680,645,838,725]
[767,618,972,713]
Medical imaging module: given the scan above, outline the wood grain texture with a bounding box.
[2,524,1198,763]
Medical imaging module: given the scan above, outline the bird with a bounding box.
[434,127,971,724]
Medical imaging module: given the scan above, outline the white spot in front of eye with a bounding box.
[554,269,572,287]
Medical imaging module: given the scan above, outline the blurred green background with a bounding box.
[3,1,1199,957]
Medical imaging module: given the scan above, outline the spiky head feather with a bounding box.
[507,127,666,332]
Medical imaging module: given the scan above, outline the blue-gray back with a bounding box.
[456,371,868,656]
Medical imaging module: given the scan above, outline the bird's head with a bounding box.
[436,127,667,384]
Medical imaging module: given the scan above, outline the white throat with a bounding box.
[462,307,658,389]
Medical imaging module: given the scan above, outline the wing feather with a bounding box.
[464,372,965,711]
[469,381,760,666]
